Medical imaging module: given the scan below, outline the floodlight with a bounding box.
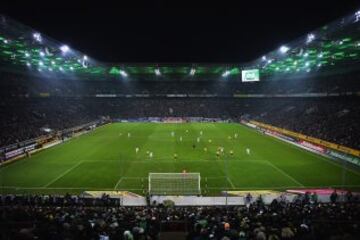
[262,56,267,61]
[60,45,70,53]
[120,70,128,77]
[304,52,309,57]
[39,51,45,57]
[83,55,88,60]
[25,52,30,57]
[3,39,8,44]
[39,61,44,66]
[51,61,55,65]
[190,68,196,75]
[48,67,53,71]
[267,59,272,64]
[306,68,311,73]
[222,70,230,77]
[33,33,42,42]
[305,61,310,67]
[355,11,360,22]
[318,53,323,58]
[306,34,315,44]
[279,45,290,53]
[70,66,74,71]
[155,68,161,76]
[26,62,31,67]
[59,67,64,71]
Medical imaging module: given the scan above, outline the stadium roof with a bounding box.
[1,10,360,80]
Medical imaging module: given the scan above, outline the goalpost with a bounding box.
[148,173,201,195]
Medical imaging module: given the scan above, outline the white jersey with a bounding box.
[149,152,153,158]
[171,131,175,137]
[246,148,251,155]
[197,137,200,143]
[180,136,183,142]
[128,133,131,137]
[135,147,139,154]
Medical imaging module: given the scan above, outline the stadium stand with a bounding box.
[1,193,359,240]
[1,72,360,149]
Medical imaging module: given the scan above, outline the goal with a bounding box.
[148,173,201,195]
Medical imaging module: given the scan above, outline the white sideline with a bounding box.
[43,161,83,187]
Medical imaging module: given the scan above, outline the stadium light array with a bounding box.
[279,45,290,54]
[25,52,30,57]
[39,61,44,66]
[120,70,128,77]
[222,70,230,77]
[190,68,196,76]
[60,45,70,53]
[33,32,42,42]
[355,10,360,22]
[83,55,88,60]
[262,56,267,61]
[26,62,31,67]
[306,34,315,44]
[70,66,74,71]
[39,51,45,57]
[155,68,161,76]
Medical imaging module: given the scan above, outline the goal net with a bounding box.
[149,173,201,195]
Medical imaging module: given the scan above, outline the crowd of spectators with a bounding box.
[0,71,359,149]
[1,193,359,240]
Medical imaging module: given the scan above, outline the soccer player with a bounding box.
[171,131,175,137]
[174,153,178,160]
[197,137,200,143]
[192,144,196,149]
[200,131,203,136]
[180,136,183,142]
[135,147,139,154]
[246,148,251,155]
[229,150,234,156]
[216,151,220,159]
[234,133,238,138]
[208,139,212,143]
[149,152,153,158]
[128,132,131,138]
[204,147,207,152]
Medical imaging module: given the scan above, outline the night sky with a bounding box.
[2,0,360,63]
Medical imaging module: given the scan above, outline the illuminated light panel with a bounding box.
[155,68,161,76]
[60,45,69,53]
[190,68,196,75]
[222,70,230,77]
[33,32,42,42]
[306,33,315,44]
[119,70,128,77]
[279,45,290,53]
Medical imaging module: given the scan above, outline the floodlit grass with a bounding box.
[1,122,360,195]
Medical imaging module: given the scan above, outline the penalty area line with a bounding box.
[265,161,304,187]
[114,177,124,190]
[43,161,83,188]
[227,177,236,189]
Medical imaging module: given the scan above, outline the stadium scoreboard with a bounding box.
[242,69,260,82]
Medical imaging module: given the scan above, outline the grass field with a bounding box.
[1,122,360,195]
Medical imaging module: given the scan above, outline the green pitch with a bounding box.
[1,123,360,195]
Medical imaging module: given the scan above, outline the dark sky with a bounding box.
[2,0,360,63]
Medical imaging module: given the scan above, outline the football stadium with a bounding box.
[1,2,360,239]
